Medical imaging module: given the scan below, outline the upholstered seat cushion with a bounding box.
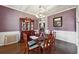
[40,42,44,48]
[29,44,39,50]
[28,40,36,47]
[40,41,50,48]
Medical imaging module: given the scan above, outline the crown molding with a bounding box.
[3,5,36,16]
[3,5,77,18]
[47,6,77,17]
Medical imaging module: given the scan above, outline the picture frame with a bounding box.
[53,17,62,27]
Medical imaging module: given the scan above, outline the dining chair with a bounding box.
[50,33,56,53]
[40,34,56,54]
[45,30,50,34]
[34,30,39,35]
[20,33,41,54]
[49,32,56,53]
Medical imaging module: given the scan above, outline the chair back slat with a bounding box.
[22,33,29,53]
[42,33,56,53]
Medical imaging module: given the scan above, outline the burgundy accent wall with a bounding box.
[0,5,38,32]
[47,8,76,31]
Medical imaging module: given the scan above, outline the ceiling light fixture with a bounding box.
[36,5,46,19]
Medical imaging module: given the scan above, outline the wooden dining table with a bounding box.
[30,34,46,41]
[29,34,48,46]
[29,35,45,53]
[30,35,41,44]
[29,33,56,53]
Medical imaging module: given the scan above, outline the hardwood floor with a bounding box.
[0,39,77,54]
[0,43,20,54]
[0,43,65,54]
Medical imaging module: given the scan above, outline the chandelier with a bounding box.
[36,5,46,18]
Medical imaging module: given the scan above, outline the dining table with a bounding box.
[29,34,48,46]
[29,33,55,53]
[29,35,46,53]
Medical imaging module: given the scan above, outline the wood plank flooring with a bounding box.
[0,39,77,54]
[0,43,65,54]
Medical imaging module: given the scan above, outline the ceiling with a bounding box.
[3,5,76,17]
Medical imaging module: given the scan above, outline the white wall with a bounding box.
[76,6,79,54]
[0,31,20,46]
[0,34,5,46]
[78,23,79,53]
[54,30,77,45]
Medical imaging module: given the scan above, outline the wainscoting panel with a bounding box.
[55,30,77,45]
[0,31,20,46]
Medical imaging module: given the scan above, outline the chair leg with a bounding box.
[52,45,56,54]
[24,48,29,54]
[35,46,42,54]
[39,46,42,54]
